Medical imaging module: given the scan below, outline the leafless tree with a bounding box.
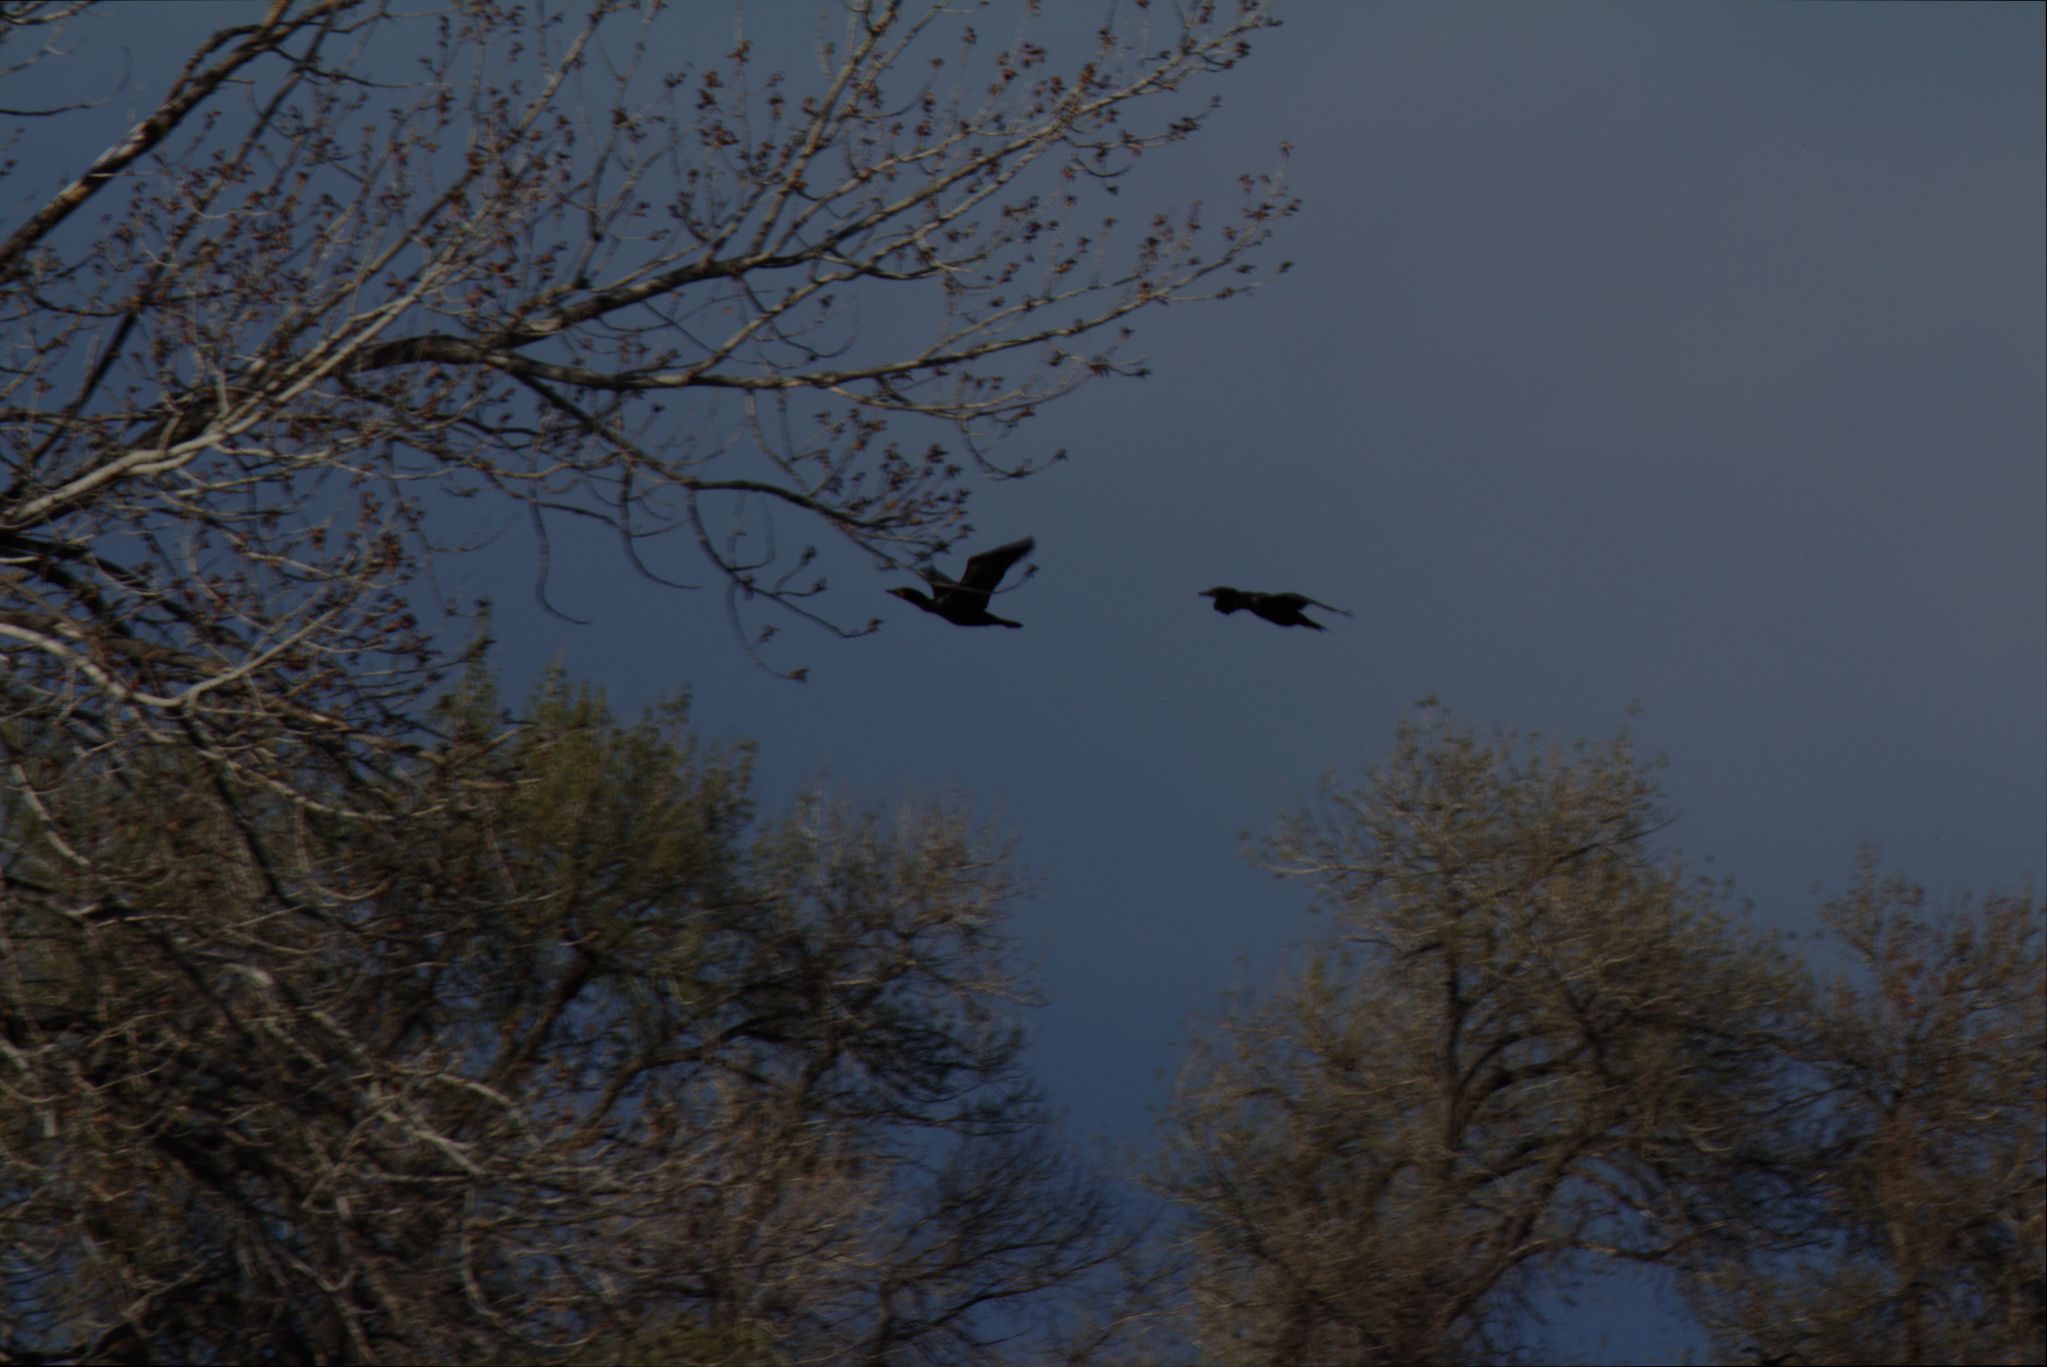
[1150,709,1814,1365]
[0,669,1149,1363]
[1683,858,2045,1366]
[0,0,1291,824]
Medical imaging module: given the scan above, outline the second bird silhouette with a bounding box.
[1200,586,1352,630]
[889,537,1036,628]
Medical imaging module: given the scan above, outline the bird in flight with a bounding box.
[1200,586,1352,630]
[889,537,1036,628]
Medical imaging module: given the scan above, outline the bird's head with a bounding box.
[888,586,932,608]
[1200,586,1247,614]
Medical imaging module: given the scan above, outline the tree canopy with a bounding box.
[1150,710,2043,1366]
[0,0,1292,828]
[1,668,1143,1363]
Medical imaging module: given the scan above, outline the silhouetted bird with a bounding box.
[1200,586,1352,630]
[889,537,1036,628]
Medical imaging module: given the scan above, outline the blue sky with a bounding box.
[548,9,2046,1350]
[544,0,2042,1139]
[17,2,2044,1359]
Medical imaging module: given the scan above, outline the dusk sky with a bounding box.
[518,0,2044,1147]
[20,2,2045,1359]
[516,8,2047,1351]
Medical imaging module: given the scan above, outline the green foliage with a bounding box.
[1151,707,2040,1367]
[0,666,1125,1365]
[7,661,2034,1367]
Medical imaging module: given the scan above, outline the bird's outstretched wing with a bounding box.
[1270,591,1352,617]
[955,537,1035,596]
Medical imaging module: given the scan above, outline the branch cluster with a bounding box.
[0,670,1135,1363]
[1155,710,2043,1365]
[0,0,1293,751]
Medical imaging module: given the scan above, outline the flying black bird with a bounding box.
[1200,586,1352,630]
[889,537,1036,627]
